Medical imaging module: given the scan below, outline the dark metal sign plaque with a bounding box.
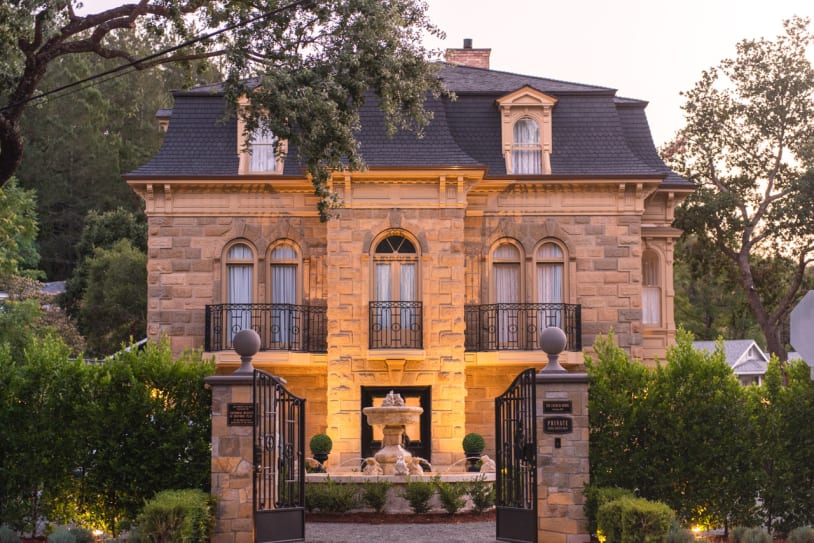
[543,400,572,414]
[543,416,572,434]
[227,403,254,426]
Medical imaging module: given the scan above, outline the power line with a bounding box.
[1,0,313,112]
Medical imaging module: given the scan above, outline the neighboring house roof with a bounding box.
[127,63,690,187]
[692,340,770,376]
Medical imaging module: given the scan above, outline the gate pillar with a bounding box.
[536,328,590,543]
[205,373,255,543]
[203,329,263,543]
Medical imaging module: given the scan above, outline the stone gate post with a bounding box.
[203,330,261,543]
[536,327,590,543]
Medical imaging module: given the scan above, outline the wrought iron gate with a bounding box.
[495,368,538,543]
[253,369,305,543]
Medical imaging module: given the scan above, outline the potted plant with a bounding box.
[309,433,333,471]
[462,432,485,472]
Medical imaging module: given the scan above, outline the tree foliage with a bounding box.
[0,336,213,535]
[15,29,215,280]
[1,0,446,220]
[63,208,147,319]
[78,238,147,357]
[586,332,814,533]
[665,17,814,359]
[0,178,38,278]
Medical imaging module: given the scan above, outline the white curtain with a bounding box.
[494,263,520,345]
[227,245,253,339]
[249,128,277,172]
[642,252,661,325]
[400,262,417,331]
[271,263,296,343]
[643,287,661,325]
[512,119,541,175]
[376,263,392,328]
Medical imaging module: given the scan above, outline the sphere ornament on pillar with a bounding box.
[539,326,567,373]
[232,329,261,375]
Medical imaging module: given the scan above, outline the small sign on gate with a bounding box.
[227,403,255,426]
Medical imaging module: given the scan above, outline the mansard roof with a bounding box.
[127,63,690,187]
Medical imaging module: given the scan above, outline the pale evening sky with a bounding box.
[79,0,814,146]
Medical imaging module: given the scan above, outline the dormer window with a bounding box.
[513,118,542,174]
[497,86,557,175]
[236,100,287,174]
[249,128,277,173]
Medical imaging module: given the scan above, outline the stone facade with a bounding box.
[131,169,683,467]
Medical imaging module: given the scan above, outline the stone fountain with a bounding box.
[362,391,423,475]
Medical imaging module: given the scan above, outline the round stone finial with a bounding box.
[540,326,567,355]
[539,326,568,373]
[233,329,261,357]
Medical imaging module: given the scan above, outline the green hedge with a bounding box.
[136,489,215,543]
[597,497,674,543]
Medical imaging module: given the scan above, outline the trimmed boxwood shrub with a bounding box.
[360,480,392,513]
[305,478,360,513]
[402,477,437,514]
[597,496,674,543]
[136,489,215,543]
[583,486,636,535]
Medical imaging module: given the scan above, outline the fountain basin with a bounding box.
[362,405,423,426]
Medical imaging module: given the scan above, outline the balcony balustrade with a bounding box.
[464,303,582,352]
[205,303,327,352]
[369,301,423,349]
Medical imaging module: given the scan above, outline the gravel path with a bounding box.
[305,521,498,542]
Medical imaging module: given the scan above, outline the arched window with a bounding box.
[512,118,542,175]
[642,250,661,325]
[225,242,255,337]
[249,127,277,172]
[374,234,418,303]
[371,233,420,348]
[492,241,523,346]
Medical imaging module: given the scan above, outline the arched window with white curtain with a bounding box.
[373,234,419,340]
[492,242,522,346]
[642,250,661,325]
[249,127,277,172]
[512,118,542,175]
[536,242,565,329]
[269,241,299,346]
[226,242,254,339]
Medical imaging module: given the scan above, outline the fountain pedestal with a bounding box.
[362,392,423,475]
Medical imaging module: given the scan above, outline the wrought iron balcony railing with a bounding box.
[464,303,581,352]
[369,301,423,349]
[205,303,327,353]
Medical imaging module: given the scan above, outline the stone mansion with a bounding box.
[126,42,691,466]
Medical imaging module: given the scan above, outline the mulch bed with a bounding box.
[306,510,496,524]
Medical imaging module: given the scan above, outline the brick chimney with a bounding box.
[444,38,491,69]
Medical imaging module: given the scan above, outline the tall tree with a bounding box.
[0,178,39,278]
[666,17,814,360]
[0,0,446,218]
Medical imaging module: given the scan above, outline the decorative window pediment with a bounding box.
[496,86,557,175]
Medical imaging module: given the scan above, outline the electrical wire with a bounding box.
[1,0,313,112]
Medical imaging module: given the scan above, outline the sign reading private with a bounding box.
[227,403,255,426]
[543,400,572,414]
[543,416,573,434]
